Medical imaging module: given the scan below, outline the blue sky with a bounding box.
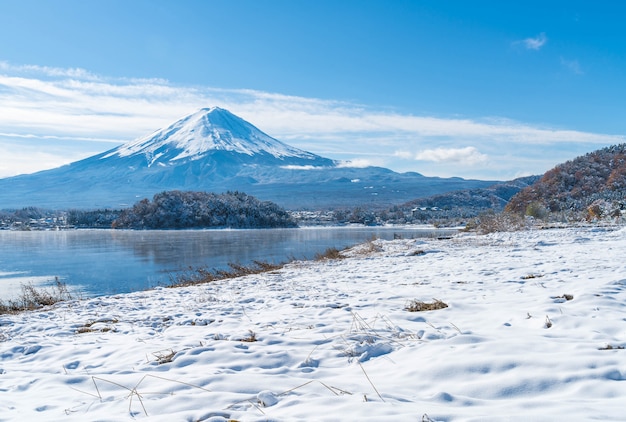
[0,0,625,180]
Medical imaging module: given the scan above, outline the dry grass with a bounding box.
[75,318,119,334]
[152,349,177,364]
[599,344,625,350]
[361,238,383,254]
[342,240,382,258]
[314,247,344,261]
[405,299,448,312]
[169,260,284,287]
[238,330,258,342]
[0,278,73,315]
[544,315,553,329]
[467,211,526,234]
[521,273,544,280]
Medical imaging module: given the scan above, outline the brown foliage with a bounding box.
[506,144,626,215]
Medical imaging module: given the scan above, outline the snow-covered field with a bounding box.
[1,226,625,421]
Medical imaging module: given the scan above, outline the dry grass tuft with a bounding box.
[0,278,73,315]
[314,247,344,261]
[344,239,383,257]
[405,299,448,312]
[76,326,113,334]
[362,238,383,254]
[76,318,119,334]
[599,344,625,350]
[239,330,258,342]
[152,349,177,364]
[544,315,553,329]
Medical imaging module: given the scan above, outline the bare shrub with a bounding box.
[471,211,526,234]
[586,203,603,221]
[525,201,548,220]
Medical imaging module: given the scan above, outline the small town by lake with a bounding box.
[0,226,455,299]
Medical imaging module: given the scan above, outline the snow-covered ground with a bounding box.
[1,226,625,421]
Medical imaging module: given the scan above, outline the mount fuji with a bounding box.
[104,107,334,168]
[0,107,496,210]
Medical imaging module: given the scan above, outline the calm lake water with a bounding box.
[0,226,454,299]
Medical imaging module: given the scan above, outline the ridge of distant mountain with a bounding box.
[398,175,540,213]
[506,143,626,215]
[0,107,497,210]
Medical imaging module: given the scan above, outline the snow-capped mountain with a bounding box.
[103,107,330,167]
[0,108,496,209]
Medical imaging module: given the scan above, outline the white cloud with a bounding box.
[336,159,376,168]
[415,147,488,165]
[0,61,102,80]
[0,140,92,177]
[519,32,547,50]
[279,165,325,170]
[0,61,623,179]
[560,57,584,75]
[393,150,414,160]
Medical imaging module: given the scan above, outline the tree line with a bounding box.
[67,190,297,229]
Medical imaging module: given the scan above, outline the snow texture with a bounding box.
[1,226,625,420]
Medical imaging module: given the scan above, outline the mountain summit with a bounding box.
[0,108,495,209]
[103,107,330,167]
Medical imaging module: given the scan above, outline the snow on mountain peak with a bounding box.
[104,107,319,165]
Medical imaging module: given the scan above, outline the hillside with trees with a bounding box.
[358,176,539,226]
[110,191,297,229]
[506,144,626,220]
[67,209,120,228]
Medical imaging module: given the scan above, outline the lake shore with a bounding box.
[0,226,452,299]
[1,226,625,421]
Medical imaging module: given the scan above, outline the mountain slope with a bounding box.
[104,107,330,166]
[0,107,497,210]
[506,143,626,215]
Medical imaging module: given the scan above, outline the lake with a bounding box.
[0,226,454,299]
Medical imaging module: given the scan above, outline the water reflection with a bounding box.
[0,227,453,298]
